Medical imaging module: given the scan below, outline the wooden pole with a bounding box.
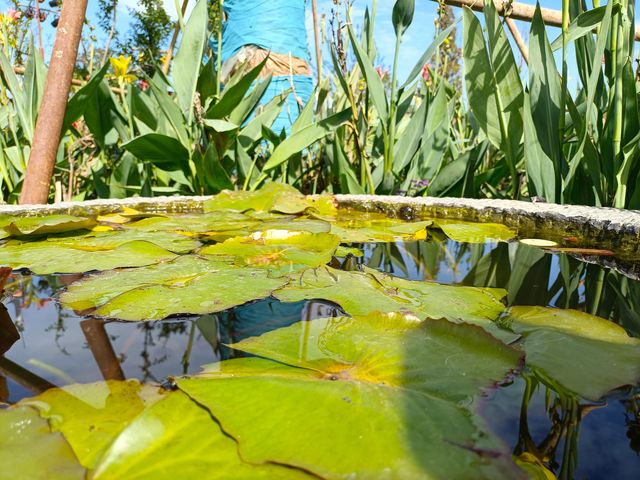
[19,0,89,205]
[436,0,640,41]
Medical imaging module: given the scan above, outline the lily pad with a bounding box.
[20,380,164,469]
[0,406,85,479]
[204,183,336,216]
[434,220,516,243]
[177,313,524,480]
[46,228,200,254]
[273,266,513,339]
[201,231,340,275]
[503,306,640,401]
[324,210,432,242]
[60,256,289,321]
[0,240,177,274]
[124,212,262,242]
[91,391,309,479]
[1,214,96,237]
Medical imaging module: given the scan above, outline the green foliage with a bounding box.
[0,0,638,211]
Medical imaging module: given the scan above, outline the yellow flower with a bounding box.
[109,55,137,83]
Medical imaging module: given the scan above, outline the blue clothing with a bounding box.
[211,0,313,132]
[215,0,309,63]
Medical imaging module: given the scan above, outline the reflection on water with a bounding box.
[1,239,639,478]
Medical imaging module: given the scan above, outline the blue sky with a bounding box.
[2,0,638,86]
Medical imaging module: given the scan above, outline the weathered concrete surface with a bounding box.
[0,196,211,216]
[335,195,640,256]
[2,194,640,255]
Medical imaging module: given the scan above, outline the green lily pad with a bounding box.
[0,406,85,479]
[124,212,264,242]
[273,266,513,340]
[0,214,96,237]
[0,240,177,274]
[254,217,332,234]
[325,211,432,242]
[334,245,364,258]
[91,391,310,479]
[201,231,340,275]
[46,228,200,254]
[434,220,516,243]
[503,306,640,401]
[203,183,336,216]
[177,313,524,479]
[60,256,289,321]
[20,380,164,470]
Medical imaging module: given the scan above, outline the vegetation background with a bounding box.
[0,0,638,211]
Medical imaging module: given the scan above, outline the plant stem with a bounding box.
[102,0,118,65]
[558,0,569,203]
[216,0,224,97]
[386,32,402,179]
[368,0,378,58]
[589,268,606,316]
[612,1,626,175]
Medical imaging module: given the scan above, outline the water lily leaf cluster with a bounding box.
[1,313,526,479]
[0,187,518,276]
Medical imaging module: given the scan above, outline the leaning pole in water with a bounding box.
[212,0,314,132]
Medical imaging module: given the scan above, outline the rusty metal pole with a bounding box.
[19,0,89,205]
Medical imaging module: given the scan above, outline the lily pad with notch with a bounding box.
[60,255,290,321]
[0,214,97,237]
[176,313,525,479]
[0,240,177,275]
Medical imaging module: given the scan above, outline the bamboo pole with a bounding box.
[163,0,190,74]
[506,17,529,64]
[435,0,640,41]
[19,0,89,205]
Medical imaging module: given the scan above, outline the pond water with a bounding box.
[0,187,639,479]
[2,241,639,478]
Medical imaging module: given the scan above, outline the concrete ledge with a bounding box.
[335,195,640,256]
[2,194,640,256]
